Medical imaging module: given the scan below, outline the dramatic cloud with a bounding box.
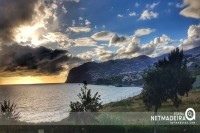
[95,46,115,61]
[0,44,82,76]
[115,34,174,59]
[80,32,176,61]
[67,27,91,33]
[187,24,200,38]
[0,0,40,42]
[77,46,114,61]
[139,10,159,20]
[91,31,126,46]
[42,32,72,49]
[150,45,175,57]
[91,31,174,60]
[73,37,97,46]
[109,34,126,46]
[144,34,174,57]
[91,31,114,41]
[149,34,170,45]
[142,34,177,57]
[43,32,69,43]
[99,52,115,61]
[182,24,200,49]
[180,0,200,19]
[123,37,140,54]
[134,28,155,37]
[115,37,141,58]
[0,0,59,45]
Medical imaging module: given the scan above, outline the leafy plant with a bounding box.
[69,81,102,124]
[0,100,20,122]
[141,48,195,133]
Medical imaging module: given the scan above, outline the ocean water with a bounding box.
[0,84,142,123]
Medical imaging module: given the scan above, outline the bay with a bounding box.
[0,84,142,123]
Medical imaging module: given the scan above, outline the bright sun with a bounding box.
[12,0,50,46]
[15,24,44,46]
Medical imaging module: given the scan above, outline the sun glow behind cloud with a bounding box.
[0,76,67,85]
[12,0,59,46]
[15,25,43,46]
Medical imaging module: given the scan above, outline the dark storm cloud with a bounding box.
[0,44,82,75]
[0,0,42,42]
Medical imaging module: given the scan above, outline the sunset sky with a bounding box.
[0,0,200,85]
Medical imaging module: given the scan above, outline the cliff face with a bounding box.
[66,55,155,84]
[66,62,99,83]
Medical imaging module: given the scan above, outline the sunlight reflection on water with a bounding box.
[0,84,142,123]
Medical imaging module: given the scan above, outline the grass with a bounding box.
[102,89,200,112]
[93,89,200,133]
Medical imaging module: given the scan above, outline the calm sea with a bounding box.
[0,84,142,123]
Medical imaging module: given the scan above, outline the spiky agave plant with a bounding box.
[0,100,20,122]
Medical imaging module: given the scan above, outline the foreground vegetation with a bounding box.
[0,89,199,133]
[102,89,200,112]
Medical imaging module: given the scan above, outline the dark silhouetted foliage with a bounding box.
[70,81,102,112]
[141,48,195,133]
[0,100,20,122]
[142,48,195,111]
[68,81,102,124]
